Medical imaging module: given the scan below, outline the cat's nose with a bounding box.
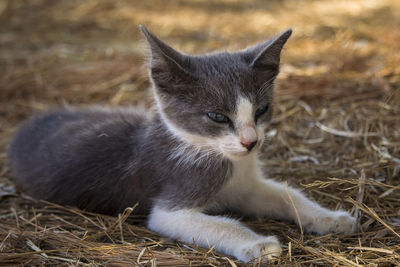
[240,140,257,151]
[240,126,258,151]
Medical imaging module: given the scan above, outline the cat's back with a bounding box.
[8,107,152,213]
[8,107,151,167]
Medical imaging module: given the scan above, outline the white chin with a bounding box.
[223,150,253,160]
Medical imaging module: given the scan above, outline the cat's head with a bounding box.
[141,25,291,161]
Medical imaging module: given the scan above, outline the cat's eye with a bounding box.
[255,105,269,119]
[207,112,230,123]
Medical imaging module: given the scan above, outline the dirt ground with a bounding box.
[0,0,400,266]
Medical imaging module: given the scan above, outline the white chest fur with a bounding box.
[209,154,264,212]
[228,154,261,190]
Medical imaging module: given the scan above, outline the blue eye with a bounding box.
[255,105,269,118]
[207,112,230,123]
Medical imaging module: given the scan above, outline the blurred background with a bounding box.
[0,0,399,266]
[1,0,399,107]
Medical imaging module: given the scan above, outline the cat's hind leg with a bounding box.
[147,205,281,262]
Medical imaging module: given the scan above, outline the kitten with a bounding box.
[7,25,357,262]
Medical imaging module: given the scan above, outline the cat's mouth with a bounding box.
[218,139,263,160]
[223,148,258,160]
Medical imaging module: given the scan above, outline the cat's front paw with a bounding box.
[234,236,282,262]
[305,210,357,235]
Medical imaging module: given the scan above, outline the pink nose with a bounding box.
[240,140,257,151]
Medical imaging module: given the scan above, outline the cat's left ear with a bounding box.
[244,29,292,71]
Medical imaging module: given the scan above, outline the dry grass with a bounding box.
[0,0,399,266]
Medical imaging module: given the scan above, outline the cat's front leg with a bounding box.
[218,172,357,235]
[147,205,281,262]
[269,180,357,235]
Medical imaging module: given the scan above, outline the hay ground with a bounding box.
[1,0,400,266]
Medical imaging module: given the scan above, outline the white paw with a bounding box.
[304,210,357,235]
[234,236,282,262]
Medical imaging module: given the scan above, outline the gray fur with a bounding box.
[7,26,291,215]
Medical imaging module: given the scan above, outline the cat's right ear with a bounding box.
[140,25,194,90]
